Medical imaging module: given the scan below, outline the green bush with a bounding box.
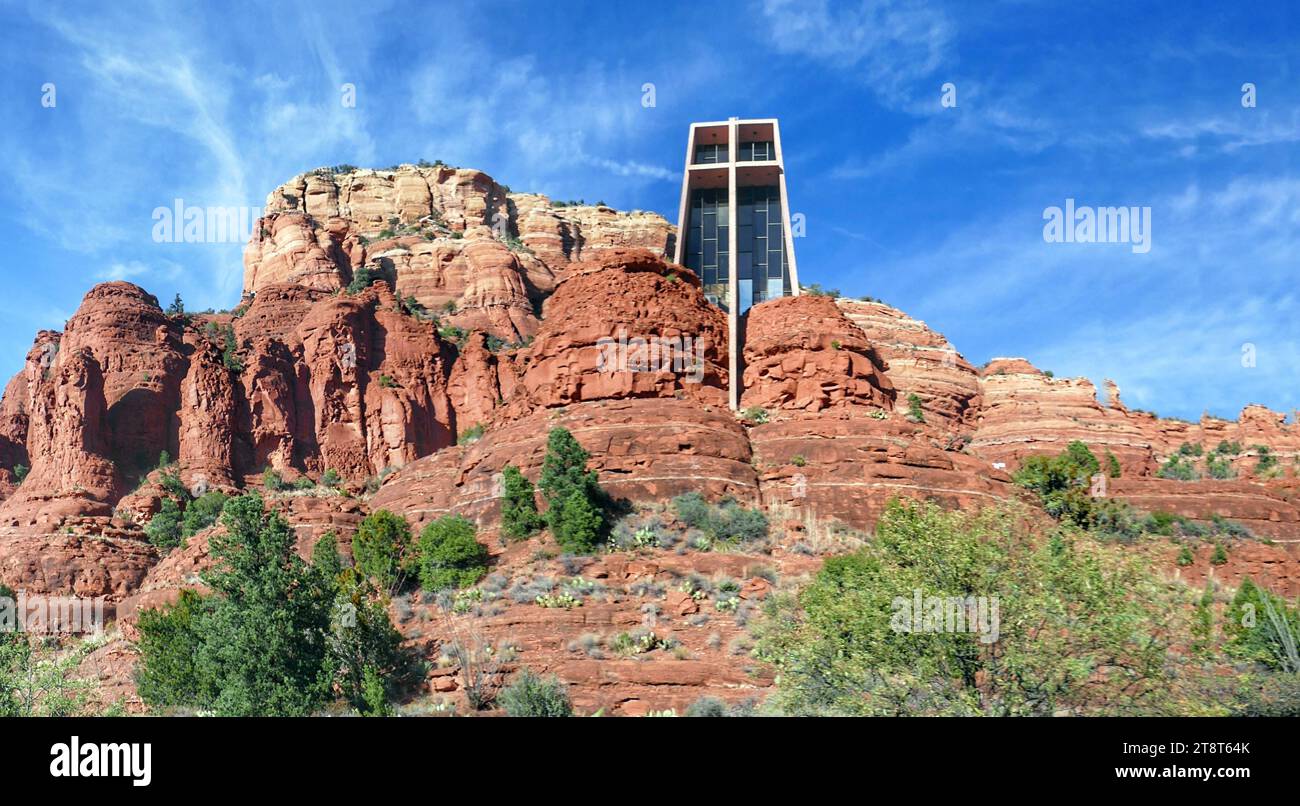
[740,406,769,425]
[1176,545,1195,566]
[1158,456,1200,481]
[11,464,27,483]
[500,465,543,540]
[457,423,485,445]
[352,510,412,592]
[1226,578,1300,672]
[145,498,185,552]
[135,493,412,716]
[1210,543,1228,565]
[539,428,608,553]
[321,468,342,488]
[182,491,228,538]
[753,499,1178,716]
[1012,441,1099,527]
[906,393,925,423]
[262,467,286,491]
[1207,456,1236,480]
[416,515,488,591]
[1104,450,1121,479]
[1255,445,1279,474]
[497,669,572,717]
[670,493,768,545]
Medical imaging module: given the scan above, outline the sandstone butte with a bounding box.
[1,162,1297,715]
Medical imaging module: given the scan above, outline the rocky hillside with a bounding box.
[1,162,1298,714]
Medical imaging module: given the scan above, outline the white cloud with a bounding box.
[759,0,953,105]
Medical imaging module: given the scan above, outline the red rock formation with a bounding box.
[511,249,729,413]
[743,295,894,413]
[837,299,982,431]
[372,398,758,533]
[0,343,120,525]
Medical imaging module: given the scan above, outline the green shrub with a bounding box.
[539,428,608,553]
[1207,456,1235,480]
[1104,450,1121,479]
[685,696,728,717]
[220,324,242,373]
[670,493,768,545]
[262,467,286,491]
[497,669,572,717]
[1215,440,1243,456]
[10,464,27,483]
[416,515,488,591]
[500,465,543,539]
[1012,442,1099,527]
[1255,445,1279,474]
[740,406,769,425]
[753,499,1178,716]
[906,393,925,423]
[1176,545,1195,566]
[1210,543,1229,565]
[352,510,413,592]
[1226,578,1300,672]
[135,493,412,716]
[321,468,342,488]
[182,491,228,538]
[1177,442,1203,457]
[457,423,485,445]
[145,498,184,552]
[1157,456,1199,481]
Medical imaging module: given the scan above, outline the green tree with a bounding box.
[325,569,414,713]
[134,589,213,708]
[1104,450,1122,479]
[500,465,542,539]
[1012,442,1099,527]
[312,531,343,583]
[166,294,185,316]
[538,428,608,552]
[145,497,185,551]
[195,494,335,715]
[135,494,412,716]
[352,510,412,592]
[416,515,489,591]
[753,499,1177,716]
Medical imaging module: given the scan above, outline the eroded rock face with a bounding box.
[837,299,982,431]
[0,344,120,525]
[243,166,672,345]
[970,358,1300,481]
[743,295,894,413]
[510,249,729,413]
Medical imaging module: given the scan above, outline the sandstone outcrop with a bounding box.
[743,295,894,413]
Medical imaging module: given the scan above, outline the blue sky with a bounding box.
[0,0,1297,421]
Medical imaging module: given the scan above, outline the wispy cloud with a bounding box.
[758,0,953,106]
